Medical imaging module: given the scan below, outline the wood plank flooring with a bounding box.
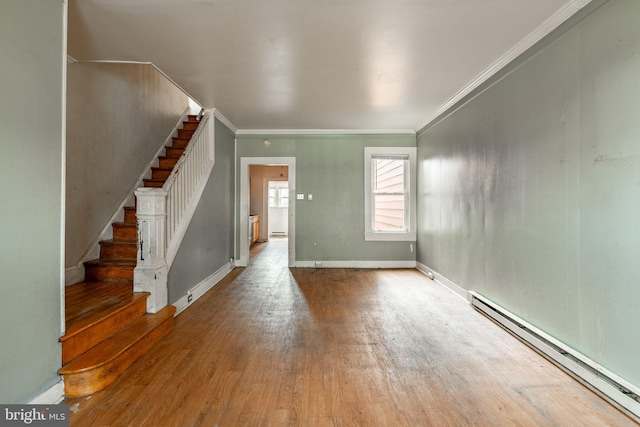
[65,238,636,426]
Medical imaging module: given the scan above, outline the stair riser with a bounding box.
[165,147,185,158]
[123,208,136,224]
[152,169,171,180]
[60,309,176,398]
[182,121,199,130]
[113,225,137,240]
[100,243,137,260]
[85,265,134,282]
[171,138,190,148]
[61,295,148,365]
[177,129,195,138]
[187,115,199,122]
[158,157,178,169]
[143,180,164,188]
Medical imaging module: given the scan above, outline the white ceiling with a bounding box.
[67,0,588,131]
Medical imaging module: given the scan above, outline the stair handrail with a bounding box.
[134,109,215,313]
[162,110,214,266]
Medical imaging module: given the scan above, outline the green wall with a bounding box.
[0,1,65,402]
[417,0,640,388]
[237,134,416,263]
[168,119,236,302]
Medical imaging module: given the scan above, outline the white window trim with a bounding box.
[364,146,416,241]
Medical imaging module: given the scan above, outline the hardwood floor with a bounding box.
[65,238,636,426]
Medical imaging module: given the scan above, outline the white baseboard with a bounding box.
[64,264,85,286]
[28,380,64,404]
[294,260,416,269]
[416,262,469,301]
[415,263,640,420]
[173,261,235,316]
[470,291,640,422]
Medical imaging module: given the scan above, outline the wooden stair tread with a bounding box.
[63,289,149,339]
[112,222,136,228]
[84,259,137,267]
[65,282,133,316]
[59,305,176,375]
[100,239,136,245]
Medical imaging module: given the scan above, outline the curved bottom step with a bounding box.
[59,305,176,398]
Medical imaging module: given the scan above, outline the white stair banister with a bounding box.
[134,109,216,313]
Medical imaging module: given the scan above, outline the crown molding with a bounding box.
[236,128,416,136]
[415,0,592,133]
[211,109,238,134]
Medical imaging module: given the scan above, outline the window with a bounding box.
[268,183,289,208]
[364,147,416,241]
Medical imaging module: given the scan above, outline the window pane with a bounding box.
[374,159,404,193]
[279,189,288,207]
[268,188,276,207]
[374,194,405,231]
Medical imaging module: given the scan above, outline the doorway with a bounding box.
[239,157,296,267]
[268,180,289,237]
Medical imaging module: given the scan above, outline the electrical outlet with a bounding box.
[315,261,322,267]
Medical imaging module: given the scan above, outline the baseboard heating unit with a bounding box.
[469,291,640,422]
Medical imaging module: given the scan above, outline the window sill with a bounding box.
[364,231,416,242]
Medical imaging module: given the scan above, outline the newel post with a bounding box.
[134,187,168,313]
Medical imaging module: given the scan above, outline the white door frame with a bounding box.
[239,157,296,267]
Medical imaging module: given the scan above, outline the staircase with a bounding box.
[59,115,200,398]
